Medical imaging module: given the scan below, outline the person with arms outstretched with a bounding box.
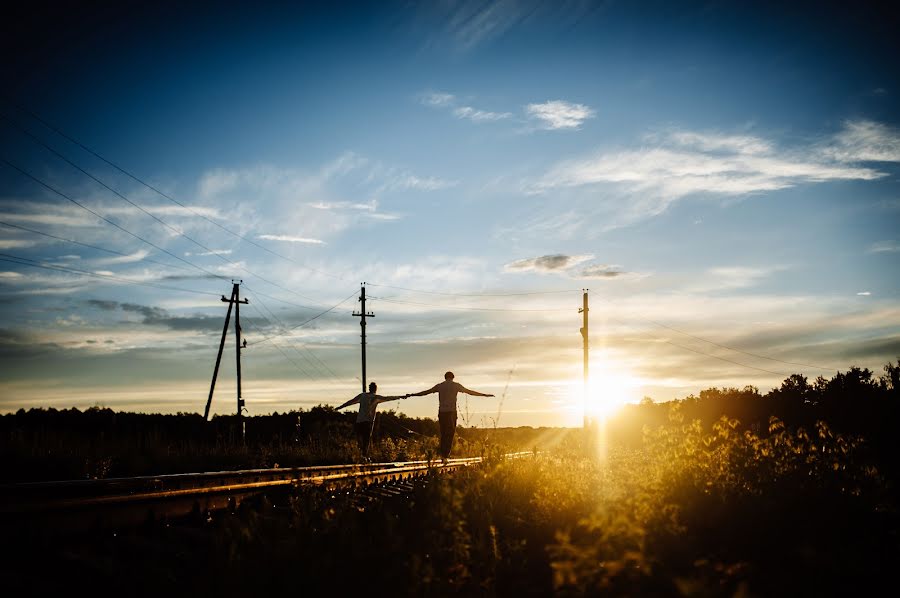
[336,382,406,462]
[406,371,494,463]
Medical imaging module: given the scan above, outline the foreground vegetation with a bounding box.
[4,409,895,596]
[2,362,898,595]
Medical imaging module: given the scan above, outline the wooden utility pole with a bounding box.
[579,289,589,429]
[352,283,374,393]
[205,281,249,436]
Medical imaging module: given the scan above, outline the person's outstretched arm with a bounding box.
[336,394,363,410]
[374,394,405,404]
[407,385,439,397]
[459,385,494,397]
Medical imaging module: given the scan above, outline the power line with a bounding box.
[592,295,835,371]
[0,253,222,296]
[5,101,345,282]
[1,157,232,282]
[3,101,603,300]
[0,220,194,272]
[2,116,330,306]
[243,285,344,383]
[656,336,791,377]
[0,219,323,311]
[366,283,582,297]
[240,316,319,381]
[248,291,359,346]
[368,295,572,313]
[639,315,832,371]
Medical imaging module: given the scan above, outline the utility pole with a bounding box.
[579,289,589,429]
[352,283,374,393]
[205,281,249,440]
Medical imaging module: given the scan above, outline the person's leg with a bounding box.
[355,422,369,457]
[439,411,457,460]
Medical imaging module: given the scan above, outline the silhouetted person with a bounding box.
[407,371,494,463]
[336,382,405,462]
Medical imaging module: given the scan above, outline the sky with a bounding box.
[1,1,898,427]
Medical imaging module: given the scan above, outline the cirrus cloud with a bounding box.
[504,253,593,273]
[526,100,595,130]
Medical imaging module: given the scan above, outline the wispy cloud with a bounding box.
[526,100,595,130]
[868,240,900,253]
[310,200,377,211]
[687,266,784,293]
[504,254,593,273]
[94,249,149,266]
[257,234,325,245]
[578,264,631,279]
[185,249,233,256]
[453,106,513,122]
[857,291,872,296]
[528,126,888,229]
[310,199,403,221]
[196,153,444,240]
[422,1,595,53]
[388,173,458,191]
[420,91,455,107]
[0,239,37,249]
[0,203,100,228]
[420,90,511,124]
[824,120,900,163]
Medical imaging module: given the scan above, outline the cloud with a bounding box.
[258,234,325,245]
[94,249,149,266]
[857,291,872,296]
[422,1,594,53]
[195,153,442,241]
[687,266,783,293]
[83,299,233,333]
[420,90,511,125]
[867,240,899,253]
[0,239,37,249]
[526,100,595,130]
[310,200,377,211]
[0,271,24,280]
[185,249,233,256]
[528,127,888,229]
[86,299,119,311]
[0,203,100,228]
[578,264,630,279]
[388,174,458,191]
[453,106,512,122]
[504,254,593,273]
[825,120,900,163]
[420,91,455,107]
[662,131,772,155]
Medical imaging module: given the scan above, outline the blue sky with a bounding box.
[1,1,898,426]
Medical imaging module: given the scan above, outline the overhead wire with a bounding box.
[0,104,843,380]
[590,293,836,372]
[4,101,345,282]
[242,284,345,384]
[3,101,602,299]
[368,295,573,312]
[1,158,231,282]
[248,290,359,346]
[0,253,222,296]
[0,220,195,272]
[1,115,332,306]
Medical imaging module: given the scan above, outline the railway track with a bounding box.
[1,452,532,534]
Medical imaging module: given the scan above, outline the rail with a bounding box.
[0,452,533,533]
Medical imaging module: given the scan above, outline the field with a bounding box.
[2,364,899,596]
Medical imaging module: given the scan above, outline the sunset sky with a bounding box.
[1,1,898,427]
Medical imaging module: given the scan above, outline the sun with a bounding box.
[580,362,639,420]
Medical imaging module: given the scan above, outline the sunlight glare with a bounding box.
[582,361,639,420]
